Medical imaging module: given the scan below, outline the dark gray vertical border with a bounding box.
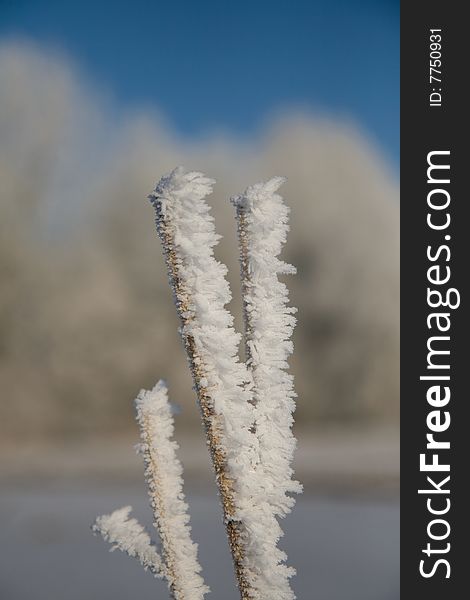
[401,2,466,597]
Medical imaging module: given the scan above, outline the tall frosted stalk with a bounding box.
[94,168,302,600]
[148,168,259,598]
[232,177,301,600]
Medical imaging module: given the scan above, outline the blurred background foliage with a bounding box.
[0,41,398,441]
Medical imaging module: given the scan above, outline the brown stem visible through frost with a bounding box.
[234,204,257,435]
[153,202,252,600]
[138,412,178,599]
[234,204,253,367]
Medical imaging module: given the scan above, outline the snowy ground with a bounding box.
[0,483,398,600]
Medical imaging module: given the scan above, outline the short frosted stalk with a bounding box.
[93,381,208,600]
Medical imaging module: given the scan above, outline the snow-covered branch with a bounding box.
[149,168,261,598]
[93,167,302,600]
[92,506,164,577]
[148,168,302,600]
[232,177,302,599]
[135,380,209,600]
[93,381,208,600]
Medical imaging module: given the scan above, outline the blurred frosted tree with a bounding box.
[0,42,398,440]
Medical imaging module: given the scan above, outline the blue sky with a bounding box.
[1,0,399,165]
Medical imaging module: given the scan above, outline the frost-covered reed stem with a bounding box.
[92,506,164,577]
[149,169,257,599]
[234,205,253,364]
[93,381,208,600]
[136,381,209,600]
[232,177,302,600]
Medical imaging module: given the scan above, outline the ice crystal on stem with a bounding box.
[135,381,209,600]
[149,168,300,600]
[92,505,164,576]
[93,167,301,600]
[232,177,300,508]
[231,177,301,600]
[93,381,208,600]
[149,167,259,598]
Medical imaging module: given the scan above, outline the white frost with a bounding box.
[149,168,299,599]
[149,168,260,484]
[135,380,209,600]
[231,176,302,600]
[92,506,164,577]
